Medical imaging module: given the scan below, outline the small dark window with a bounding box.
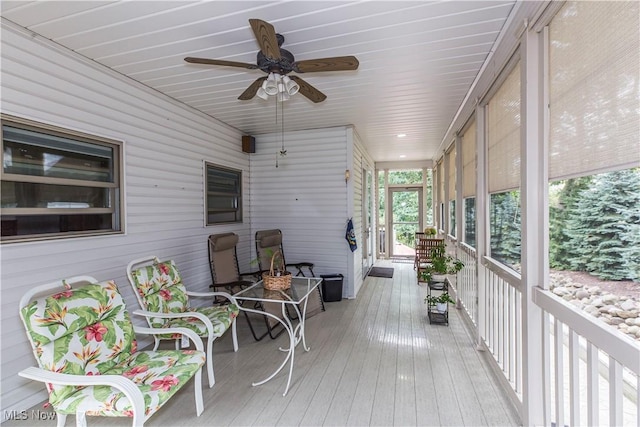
[205,162,242,224]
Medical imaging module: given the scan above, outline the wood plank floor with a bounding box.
[9,261,521,426]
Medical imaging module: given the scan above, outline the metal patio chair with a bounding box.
[255,229,325,317]
[208,232,285,341]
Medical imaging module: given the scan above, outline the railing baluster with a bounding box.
[555,318,564,426]
[543,311,551,425]
[587,343,599,426]
[515,289,522,394]
[609,356,622,427]
[569,330,580,427]
[508,285,514,383]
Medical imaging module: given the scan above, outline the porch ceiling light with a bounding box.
[282,75,299,95]
[259,72,299,101]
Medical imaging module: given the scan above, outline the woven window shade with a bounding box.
[549,1,640,180]
[447,146,456,200]
[432,166,438,206]
[437,158,444,204]
[487,61,521,193]
[462,120,477,198]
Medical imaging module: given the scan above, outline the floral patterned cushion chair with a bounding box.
[19,276,206,427]
[126,256,240,389]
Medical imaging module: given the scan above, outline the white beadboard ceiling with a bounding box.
[1,1,516,162]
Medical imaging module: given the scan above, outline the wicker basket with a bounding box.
[262,250,292,290]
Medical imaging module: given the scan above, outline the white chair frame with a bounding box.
[19,276,205,427]
[126,256,239,388]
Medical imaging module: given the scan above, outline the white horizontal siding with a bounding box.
[0,22,251,419]
[249,127,351,295]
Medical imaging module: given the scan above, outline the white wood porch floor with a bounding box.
[13,261,521,426]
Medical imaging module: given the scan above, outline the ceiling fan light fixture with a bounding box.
[264,72,279,95]
[256,86,269,100]
[282,75,299,95]
[277,90,290,102]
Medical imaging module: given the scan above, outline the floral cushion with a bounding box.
[20,280,206,417]
[21,281,137,406]
[129,259,239,337]
[54,349,205,417]
[129,261,189,328]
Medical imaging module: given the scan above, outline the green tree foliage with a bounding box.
[464,197,476,247]
[489,191,521,268]
[378,169,433,248]
[549,177,592,269]
[560,169,640,281]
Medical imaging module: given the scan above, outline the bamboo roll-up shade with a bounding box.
[432,165,438,207]
[487,61,521,193]
[462,119,476,198]
[437,158,444,205]
[447,145,456,200]
[549,1,640,180]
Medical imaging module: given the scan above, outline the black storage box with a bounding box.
[320,274,344,302]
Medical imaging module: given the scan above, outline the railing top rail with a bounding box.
[459,242,476,256]
[482,256,522,291]
[534,287,640,375]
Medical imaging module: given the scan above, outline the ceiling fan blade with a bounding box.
[238,77,267,100]
[184,57,258,69]
[289,76,327,103]
[293,56,359,73]
[249,19,281,60]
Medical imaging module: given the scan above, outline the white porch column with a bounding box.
[475,104,487,351]
[520,23,546,426]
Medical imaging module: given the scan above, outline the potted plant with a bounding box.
[424,226,437,236]
[424,292,456,313]
[418,244,464,283]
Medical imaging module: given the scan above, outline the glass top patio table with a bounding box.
[233,276,322,304]
[231,275,323,396]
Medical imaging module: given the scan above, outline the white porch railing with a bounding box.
[456,244,478,325]
[451,246,639,426]
[480,257,524,402]
[535,288,639,427]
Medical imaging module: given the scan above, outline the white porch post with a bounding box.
[520,23,546,426]
[475,104,487,351]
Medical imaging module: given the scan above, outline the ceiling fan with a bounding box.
[184,19,359,103]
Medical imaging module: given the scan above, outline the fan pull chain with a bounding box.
[280,98,286,156]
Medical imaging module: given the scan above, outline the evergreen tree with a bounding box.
[549,177,592,269]
[567,169,640,280]
[622,222,640,281]
[490,191,521,268]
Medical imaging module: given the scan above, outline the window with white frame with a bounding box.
[547,1,640,283]
[487,61,521,270]
[436,158,444,231]
[1,117,123,242]
[205,162,242,224]
[447,145,456,237]
[462,119,476,247]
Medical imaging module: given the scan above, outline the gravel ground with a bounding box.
[554,270,640,300]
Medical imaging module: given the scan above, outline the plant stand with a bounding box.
[426,278,450,325]
[427,306,449,325]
